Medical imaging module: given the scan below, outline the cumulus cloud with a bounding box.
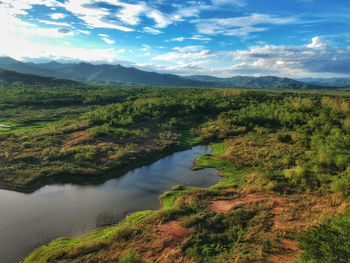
[228,36,350,76]
[141,37,350,77]
[307,36,328,49]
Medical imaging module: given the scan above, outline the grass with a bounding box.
[193,141,248,189]
[160,185,189,209]
[23,220,137,263]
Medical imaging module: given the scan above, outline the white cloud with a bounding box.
[307,36,327,49]
[0,31,117,62]
[227,36,350,76]
[39,20,70,27]
[143,27,162,35]
[152,50,213,61]
[102,37,115,45]
[141,44,151,51]
[63,0,134,31]
[173,46,204,52]
[77,29,90,35]
[189,35,212,41]
[211,0,246,7]
[50,13,66,20]
[192,13,296,36]
[139,37,350,78]
[170,37,185,42]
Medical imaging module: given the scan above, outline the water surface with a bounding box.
[0,145,220,263]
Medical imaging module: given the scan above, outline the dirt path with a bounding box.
[208,193,281,213]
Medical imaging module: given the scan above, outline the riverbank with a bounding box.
[0,145,220,263]
[0,129,202,193]
[23,137,350,263]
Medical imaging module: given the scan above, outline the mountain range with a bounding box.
[0,56,349,89]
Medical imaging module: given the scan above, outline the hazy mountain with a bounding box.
[0,68,78,85]
[0,57,69,79]
[297,77,350,86]
[0,57,211,87]
[0,56,347,90]
[186,75,304,87]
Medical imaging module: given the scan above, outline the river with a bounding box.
[0,145,220,263]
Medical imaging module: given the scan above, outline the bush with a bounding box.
[119,250,145,263]
[277,133,292,143]
[297,212,350,263]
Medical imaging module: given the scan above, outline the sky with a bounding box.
[1,0,350,78]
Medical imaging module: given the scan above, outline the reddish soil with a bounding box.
[160,221,195,242]
[208,194,281,214]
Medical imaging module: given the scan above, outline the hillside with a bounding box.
[185,75,326,89]
[0,68,78,86]
[298,77,350,86]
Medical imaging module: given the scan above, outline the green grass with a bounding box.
[179,129,202,148]
[125,210,157,225]
[193,141,248,189]
[23,220,137,263]
[160,185,189,209]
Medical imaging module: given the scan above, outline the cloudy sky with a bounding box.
[1,0,350,77]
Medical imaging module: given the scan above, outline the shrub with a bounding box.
[119,250,145,263]
[297,212,350,263]
[277,133,292,143]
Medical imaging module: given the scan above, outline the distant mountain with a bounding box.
[0,56,348,90]
[0,57,69,79]
[0,68,78,85]
[297,77,350,86]
[186,75,305,88]
[0,57,212,87]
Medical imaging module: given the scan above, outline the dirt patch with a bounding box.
[208,194,281,214]
[160,221,195,242]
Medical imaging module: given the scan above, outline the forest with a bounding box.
[0,82,349,262]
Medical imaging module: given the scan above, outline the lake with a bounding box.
[0,145,220,263]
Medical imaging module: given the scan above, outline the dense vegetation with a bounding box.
[0,81,349,262]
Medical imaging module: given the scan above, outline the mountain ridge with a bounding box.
[0,56,348,89]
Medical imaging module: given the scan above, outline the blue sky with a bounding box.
[1,0,350,77]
